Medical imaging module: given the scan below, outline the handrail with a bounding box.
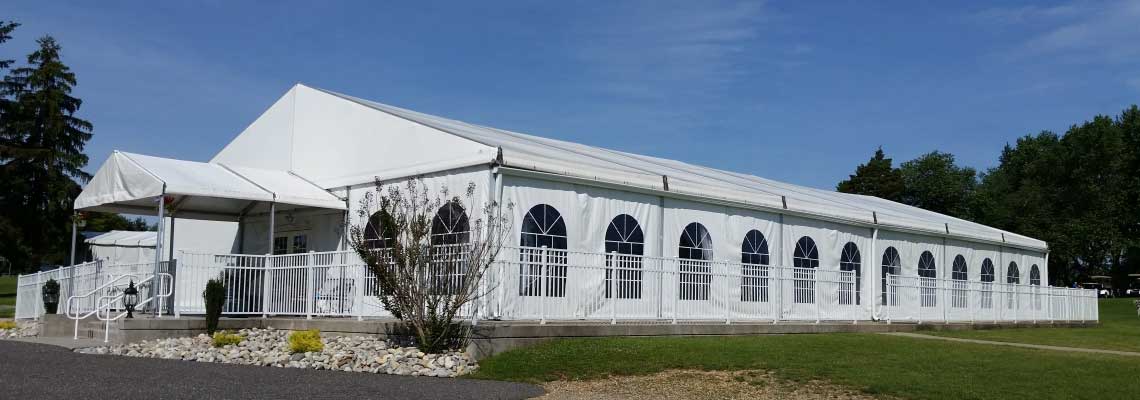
[93,273,173,342]
[65,273,140,320]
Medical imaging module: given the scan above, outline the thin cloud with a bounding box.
[571,0,770,100]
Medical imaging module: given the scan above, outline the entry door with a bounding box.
[273,232,309,255]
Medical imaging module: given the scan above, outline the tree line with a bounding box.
[0,20,148,273]
[837,108,1140,288]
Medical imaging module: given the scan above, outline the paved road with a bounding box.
[0,340,544,399]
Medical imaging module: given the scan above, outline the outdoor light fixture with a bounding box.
[123,281,139,319]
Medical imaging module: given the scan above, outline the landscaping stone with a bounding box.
[74,328,477,377]
[0,320,41,338]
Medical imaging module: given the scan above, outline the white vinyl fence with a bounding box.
[18,247,1099,324]
[15,261,171,320]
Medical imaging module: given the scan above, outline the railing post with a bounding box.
[724,262,731,325]
[884,274,891,324]
[262,254,271,318]
[305,253,314,320]
[610,251,617,325]
[672,258,679,324]
[771,266,779,325]
[811,268,820,323]
[34,272,42,321]
[355,253,365,322]
[941,278,947,323]
[539,246,547,325]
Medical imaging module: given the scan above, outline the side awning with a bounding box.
[75,151,345,220]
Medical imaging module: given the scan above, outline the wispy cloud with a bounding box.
[571,0,771,100]
[977,1,1140,62]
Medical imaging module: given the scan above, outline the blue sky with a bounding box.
[4,0,1139,190]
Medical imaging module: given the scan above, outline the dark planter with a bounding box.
[42,279,61,314]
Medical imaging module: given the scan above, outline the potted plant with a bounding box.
[42,279,61,314]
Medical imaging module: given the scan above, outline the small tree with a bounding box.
[203,278,226,334]
[349,179,510,353]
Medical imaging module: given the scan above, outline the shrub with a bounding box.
[288,329,323,354]
[211,331,244,348]
[0,320,17,330]
[203,278,226,334]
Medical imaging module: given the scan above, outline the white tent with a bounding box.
[61,83,1076,323]
[86,230,156,265]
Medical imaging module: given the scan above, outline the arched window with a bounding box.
[362,210,394,250]
[980,258,995,309]
[881,247,901,306]
[430,201,470,295]
[741,230,769,302]
[839,242,861,305]
[980,259,995,282]
[679,223,713,300]
[918,251,937,307]
[951,255,968,308]
[792,236,818,304]
[519,204,568,297]
[605,214,644,299]
[1006,261,1020,309]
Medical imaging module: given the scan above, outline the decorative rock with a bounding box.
[0,320,42,338]
[73,328,476,378]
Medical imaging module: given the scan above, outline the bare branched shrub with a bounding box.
[349,178,510,353]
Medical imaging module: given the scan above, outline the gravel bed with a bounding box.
[0,320,41,338]
[76,328,476,377]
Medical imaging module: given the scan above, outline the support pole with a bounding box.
[268,202,277,255]
[153,192,166,317]
[68,215,78,313]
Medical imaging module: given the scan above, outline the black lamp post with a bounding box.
[123,280,139,319]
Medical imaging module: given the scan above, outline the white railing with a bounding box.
[94,272,174,342]
[163,247,1098,324]
[26,249,1093,324]
[488,246,1097,323]
[16,261,175,320]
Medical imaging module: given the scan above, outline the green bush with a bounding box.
[0,320,17,330]
[211,331,244,348]
[203,278,226,334]
[288,329,323,354]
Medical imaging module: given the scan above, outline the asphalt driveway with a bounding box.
[0,340,543,399]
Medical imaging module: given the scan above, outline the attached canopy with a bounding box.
[75,151,346,220]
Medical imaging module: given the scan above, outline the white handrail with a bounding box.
[94,273,173,342]
[68,273,142,340]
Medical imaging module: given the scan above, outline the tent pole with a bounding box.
[153,192,166,317]
[268,202,276,254]
[68,215,77,307]
[168,216,176,261]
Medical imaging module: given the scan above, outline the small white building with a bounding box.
[55,84,1094,323]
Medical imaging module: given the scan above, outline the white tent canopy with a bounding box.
[85,230,156,265]
[75,151,346,220]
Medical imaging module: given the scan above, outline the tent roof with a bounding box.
[85,230,156,247]
[313,86,1046,251]
[75,151,345,220]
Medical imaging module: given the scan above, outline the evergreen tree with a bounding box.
[836,147,905,201]
[0,36,92,270]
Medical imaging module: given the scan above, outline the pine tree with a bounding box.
[836,147,905,201]
[0,36,93,269]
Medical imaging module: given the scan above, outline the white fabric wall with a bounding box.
[341,165,493,236]
[91,244,154,265]
[782,215,874,319]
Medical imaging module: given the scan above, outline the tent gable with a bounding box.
[211,87,297,171]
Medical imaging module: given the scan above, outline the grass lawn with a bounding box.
[0,275,16,318]
[926,298,1140,352]
[471,334,1140,400]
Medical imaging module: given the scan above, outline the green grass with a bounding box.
[0,275,15,318]
[471,334,1140,399]
[926,298,1140,352]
